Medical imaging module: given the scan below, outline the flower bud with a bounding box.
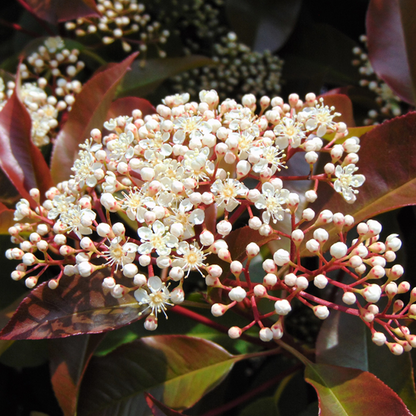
[275,299,292,315]
[228,326,242,339]
[264,273,277,287]
[314,274,328,289]
[229,286,247,302]
[342,292,356,305]
[259,327,273,342]
[246,242,260,258]
[330,242,348,259]
[284,273,297,287]
[362,284,382,303]
[314,305,330,319]
[253,284,267,297]
[273,249,290,266]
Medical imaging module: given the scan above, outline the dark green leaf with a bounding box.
[316,309,416,414]
[78,335,238,415]
[117,56,215,98]
[225,0,302,52]
[50,53,138,184]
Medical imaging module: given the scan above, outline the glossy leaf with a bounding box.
[49,334,106,416]
[320,93,355,127]
[305,362,412,416]
[144,393,184,416]
[306,112,416,252]
[367,0,416,105]
[51,53,138,184]
[0,273,142,340]
[316,309,416,414]
[0,202,15,234]
[78,335,238,415]
[107,97,156,120]
[0,84,53,202]
[117,56,214,98]
[18,0,100,25]
[225,0,302,52]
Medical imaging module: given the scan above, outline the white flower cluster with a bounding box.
[0,37,84,147]
[7,90,371,334]
[65,0,169,57]
[352,35,403,125]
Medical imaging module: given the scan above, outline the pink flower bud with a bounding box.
[254,284,267,297]
[330,242,348,259]
[274,299,292,315]
[228,326,242,339]
[264,273,278,287]
[229,286,247,302]
[259,327,273,342]
[246,242,260,257]
[273,249,290,266]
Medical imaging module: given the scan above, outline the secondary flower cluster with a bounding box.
[170,32,283,100]
[7,89,411,354]
[65,0,169,57]
[352,35,404,125]
[0,37,84,147]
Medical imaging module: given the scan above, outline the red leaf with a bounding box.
[0,202,15,234]
[0,273,142,340]
[49,334,106,416]
[305,363,412,416]
[320,92,355,127]
[367,0,416,104]
[0,85,53,203]
[144,393,184,416]
[107,97,156,120]
[50,53,138,185]
[18,0,100,25]
[307,112,416,246]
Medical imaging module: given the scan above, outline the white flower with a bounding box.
[173,115,212,144]
[137,220,178,256]
[250,145,285,174]
[121,187,155,222]
[134,276,172,318]
[176,241,207,276]
[274,117,305,148]
[334,164,365,203]
[211,178,248,212]
[71,149,102,188]
[301,102,341,137]
[254,182,290,224]
[102,237,138,269]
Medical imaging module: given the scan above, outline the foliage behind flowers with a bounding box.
[1,1,416,416]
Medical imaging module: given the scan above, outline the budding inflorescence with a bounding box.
[0,37,84,147]
[352,35,405,125]
[65,0,169,58]
[5,89,411,353]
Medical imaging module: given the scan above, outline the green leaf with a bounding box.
[367,0,416,105]
[0,82,53,203]
[239,396,280,416]
[18,0,100,25]
[225,0,302,52]
[316,309,416,414]
[0,273,143,340]
[49,334,106,416]
[305,112,416,254]
[305,362,412,416]
[50,53,138,184]
[117,56,215,98]
[77,335,239,415]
